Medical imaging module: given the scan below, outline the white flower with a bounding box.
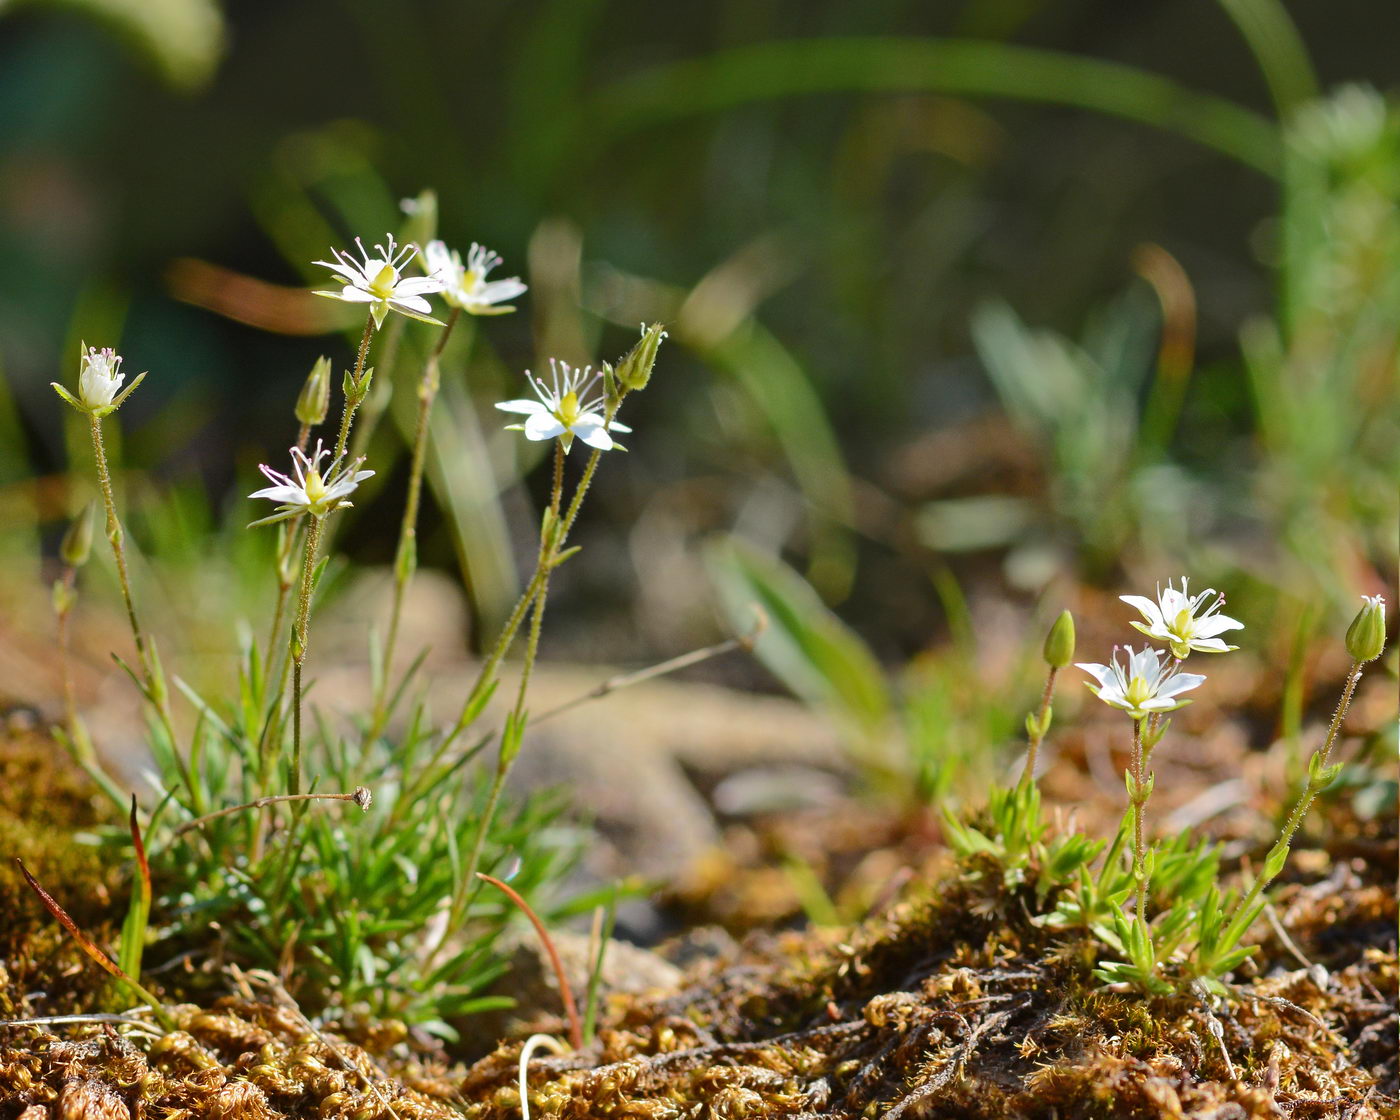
[79,346,124,410]
[494,360,631,453]
[248,441,374,527]
[314,234,446,329]
[422,240,526,315]
[1121,578,1244,659]
[52,344,146,417]
[1077,645,1206,721]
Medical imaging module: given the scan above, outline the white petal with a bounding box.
[391,294,434,314]
[1193,615,1244,638]
[1189,638,1233,653]
[575,423,615,450]
[524,413,566,440]
[395,276,446,297]
[316,259,363,283]
[475,278,527,304]
[1155,672,1206,698]
[605,420,632,434]
[495,399,546,414]
[336,286,378,303]
[1076,662,1116,689]
[1120,595,1165,630]
[250,485,308,504]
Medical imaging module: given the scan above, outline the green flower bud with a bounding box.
[615,323,667,392]
[295,356,333,426]
[1344,595,1386,664]
[60,501,96,568]
[1042,610,1075,669]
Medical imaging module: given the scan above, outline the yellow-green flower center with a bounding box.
[1124,676,1152,711]
[368,263,399,300]
[555,390,581,428]
[1173,607,1193,637]
[304,469,328,509]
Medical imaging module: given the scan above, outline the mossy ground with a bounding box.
[1,730,1395,1119]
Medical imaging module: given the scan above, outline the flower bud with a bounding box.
[60,501,95,568]
[615,323,667,392]
[295,356,332,426]
[1344,595,1386,664]
[1042,610,1075,669]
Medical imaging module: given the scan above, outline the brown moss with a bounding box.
[0,732,119,1019]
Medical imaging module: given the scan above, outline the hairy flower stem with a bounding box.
[89,414,198,809]
[1020,666,1059,788]
[439,444,567,932]
[1220,661,1364,950]
[288,516,325,796]
[258,311,377,780]
[262,424,313,673]
[1130,717,1150,923]
[334,314,377,460]
[369,309,460,739]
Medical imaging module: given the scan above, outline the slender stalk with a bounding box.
[89,414,198,811]
[1020,666,1059,788]
[1129,717,1149,922]
[1221,661,1364,948]
[370,309,460,738]
[55,567,79,732]
[477,872,583,1050]
[169,787,369,841]
[334,314,377,460]
[262,422,313,678]
[258,310,377,778]
[289,516,325,796]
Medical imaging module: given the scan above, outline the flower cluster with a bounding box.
[1078,576,1244,721]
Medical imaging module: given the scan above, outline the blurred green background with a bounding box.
[1,0,1396,671]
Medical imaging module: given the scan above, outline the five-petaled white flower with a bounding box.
[422,240,526,315]
[248,441,374,527]
[1121,578,1244,659]
[314,235,446,330]
[495,360,631,453]
[1077,645,1206,721]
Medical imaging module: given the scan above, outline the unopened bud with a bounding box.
[60,501,96,568]
[1344,595,1386,664]
[1043,610,1075,669]
[295,356,333,426]
[615,323,667,392]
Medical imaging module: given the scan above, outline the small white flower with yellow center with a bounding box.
[52,344,146,417]
[1077,645,1205,721]
[422,240,526,315]
[314,235,446,329]
[1121,578,1243,659]
[248,441,374,527]
[495,360,631,453]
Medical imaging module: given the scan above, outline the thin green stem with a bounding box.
[370,309,460,738]
[89,414,198,810]
[1020,666,1058,788]
[1221,661,1364,949]
[289,516,325,797]
[334,314,377,460]
[1130,717,1149,923]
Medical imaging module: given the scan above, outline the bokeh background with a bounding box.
[1,0,1396,677]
